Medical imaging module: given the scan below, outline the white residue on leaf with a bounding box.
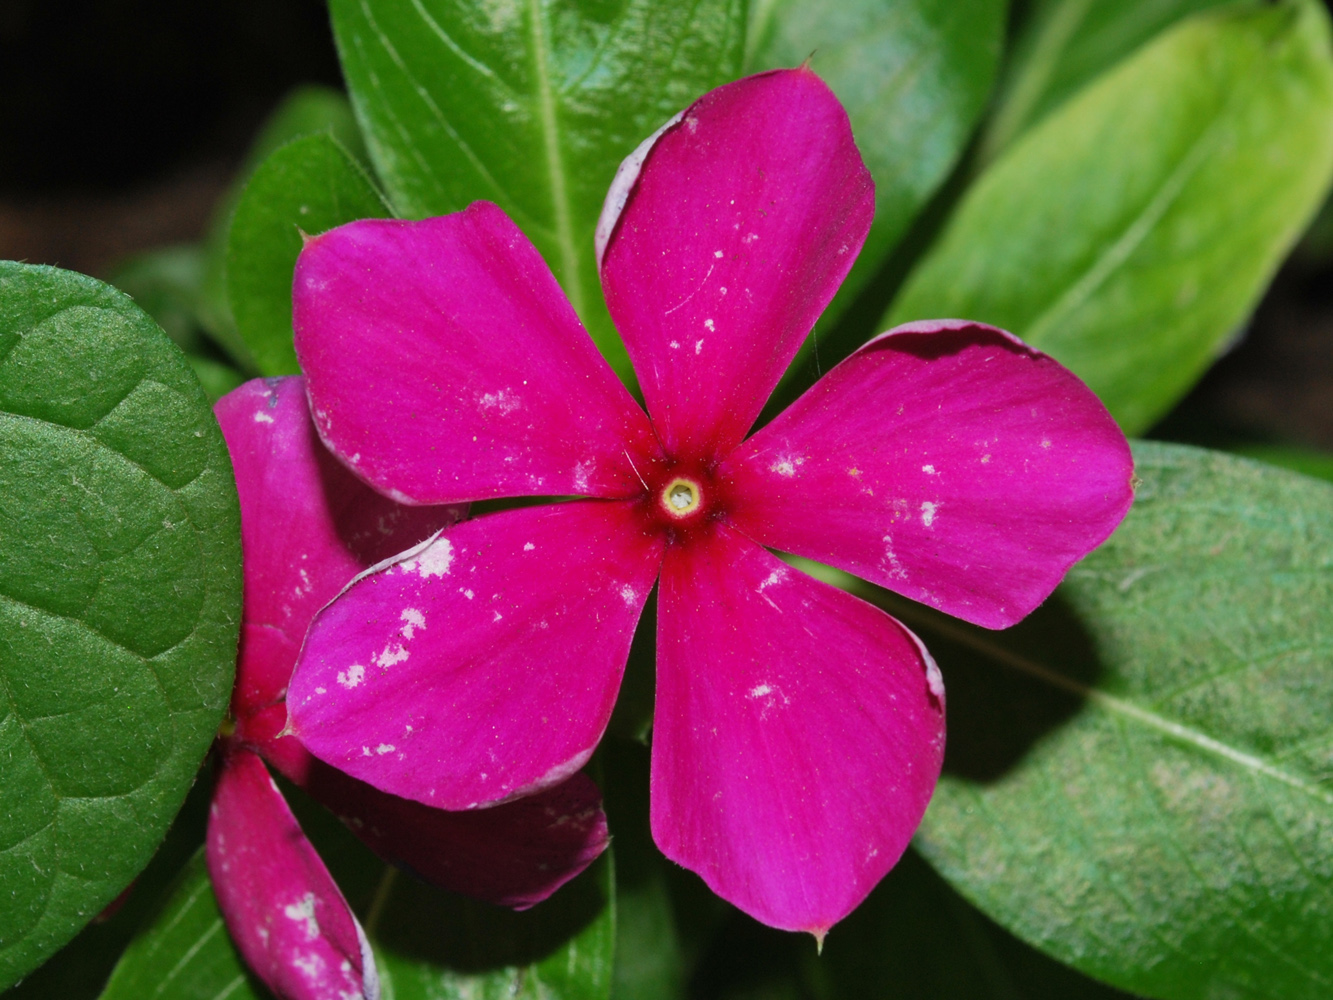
[284,893,320,941]
[337,664,365,689]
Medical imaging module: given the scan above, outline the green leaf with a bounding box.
[980,0,1242,160]
[820,442,1333,998]
[747,0,1005,328]
[108,246,210,355]
[806,849,1134,999]
[329,0,745,384]
[227,134,392,376]
[99,850,269,1000]
[199,85,369,374]
[0,264,241,989]
[1230,443,1333,484]
[886,1,1333,434]
[371,855,615,1000]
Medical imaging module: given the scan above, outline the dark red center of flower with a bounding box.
[636,458,722,539]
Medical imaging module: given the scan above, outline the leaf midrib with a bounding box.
[892,602,1333,810]
[527,0,585,318]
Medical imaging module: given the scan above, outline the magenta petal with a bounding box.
[652,525,945,935]
[722,321,1135,629]
[600,68,874,459]
[293,204,661,504]
[215,377,462,720]
[288,500,663,809]
[239,707,609,910]
[207,746,379,1000]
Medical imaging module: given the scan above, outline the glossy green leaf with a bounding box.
[227,134,392,376]
[329,0,745,383]
[0,264,242,988]
[371,856,615,1000]
[819,442,1333,998]
[747,0,1005,329]
[887,1,1333,434]
[980,0,1241,160]
[805,849,1134,999]
[199,85,369,373]
[99,850,269,1000]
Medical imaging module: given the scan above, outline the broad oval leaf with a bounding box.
[747,0,1005,328]
[0,263,241,989]
[99,851,269,1000]
[837,442,1333,998]
[227,133,393,376]
[887,1,1333,434]
[329,0,745,383]
[980,0,1240,159]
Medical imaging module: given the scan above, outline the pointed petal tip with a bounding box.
[810,927,828,954]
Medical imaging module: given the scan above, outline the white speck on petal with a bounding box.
[758,568,787,592]
[719,286,727,295]
[493,610,504,621]
[749,683,772,698]
[981,454,992,464]
[252,410,274,424]
[478,388,520,415]
[401,607,426,639]
[374,643,409,668]
[881,534,907,580]
[743,232,758,245]
[283,893,320,941]
[770,455,803,477]
[1041,439,1052,449]
[376,743,395,755]
[315,686,326,695]
[714,249,724,258]
[670,340,681,349]
[523,542,535,551]
[401,538,454,578]
[920,502,938,527]
[704,318,715,331]
[619,584,637,605]
[922,464,936,475]
[292,955,323,980]
[695,339,704,354]
[337,664,365,689]
[461,588,474,600]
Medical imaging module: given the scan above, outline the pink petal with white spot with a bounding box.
[216,377,463,720]
[207,746,379,1000]
[722,321,1134,629]
[242,708,609,910]
[293,204,661,504]
[288,501,663,809]
[600,67,873,460]
[652,524,944,935]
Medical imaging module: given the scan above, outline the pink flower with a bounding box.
[205,378,610,999]
[284,68,1134,936]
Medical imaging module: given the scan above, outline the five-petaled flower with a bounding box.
[206,378,609,1000]
[284,68,1133,936]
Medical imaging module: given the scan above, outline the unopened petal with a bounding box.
[207,746,379,1000]
[216,377,462,721]
[723,321,1134,629]
[294,204,661,504]
[600,68,874,460]
[288,501,663,809]
[652,525,944,935]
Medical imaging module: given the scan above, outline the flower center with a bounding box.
[660,477,702,518]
